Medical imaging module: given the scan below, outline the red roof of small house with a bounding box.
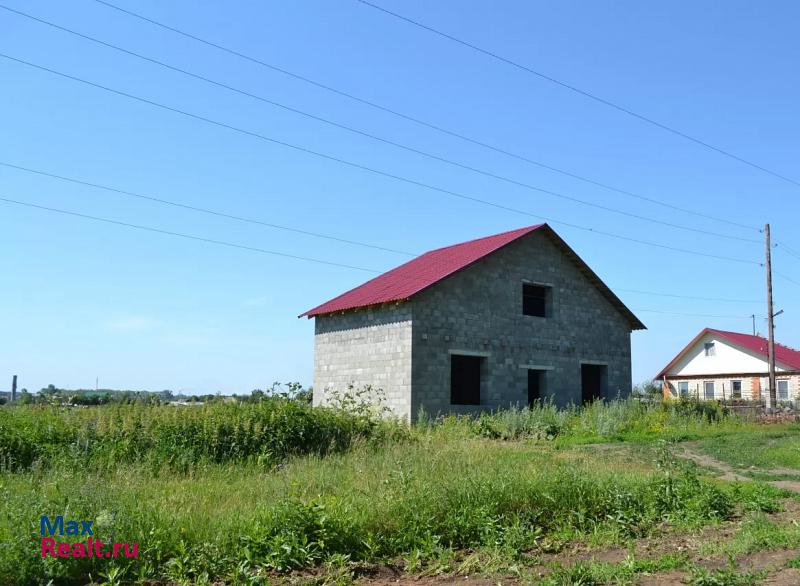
[300,224,645,330]
[656,328,800,379]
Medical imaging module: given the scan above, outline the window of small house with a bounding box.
[522,284,550,317]
[704,381,715,400]
[704,342,716,357]
[450,355,482,405]
[778,379,789,401]
[731,380,742,399]
[678,381,689,397]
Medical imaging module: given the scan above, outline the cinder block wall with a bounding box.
[311,230,635,422]
[312,304,413,419]
[410,230,633,419]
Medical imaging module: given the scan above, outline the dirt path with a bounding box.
[679,444,800,492]
[679,444,752,482]
[354,445,800,586]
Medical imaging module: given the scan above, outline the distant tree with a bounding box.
[41,384,58,395]
[633,380,663,400]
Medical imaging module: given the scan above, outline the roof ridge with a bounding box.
[716,330,800,353]
[709,327,760,338]
[422,224,543,255]
[300,223,644,330]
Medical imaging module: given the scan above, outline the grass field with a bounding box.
[695,430,800,474]
[1,398,799,585]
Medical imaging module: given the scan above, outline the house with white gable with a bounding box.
[657,328,800,403]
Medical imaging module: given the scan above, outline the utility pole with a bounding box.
[11,375,17,402]
[765,224,777,411]
[751,314,756,336]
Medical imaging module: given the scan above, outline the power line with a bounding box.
[0,194,768,319]
[2,160,769,307]
[633,308,760,320]
[354,0,800,192]
[776,241,800,262]
[86,0,758,233]
[0,4,759,245]
[775,271,800,288]
[0,196,382,272]
[0,161,415,256]
[616,288,759,304]
[0,53,762,267]
[780,241,800,257]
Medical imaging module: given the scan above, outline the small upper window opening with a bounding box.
[704,342,716,357]
[523,284,549,317]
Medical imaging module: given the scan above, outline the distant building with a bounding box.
[301,224,645,421]
[657,328,800,402]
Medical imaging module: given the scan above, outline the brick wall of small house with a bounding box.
[312,304,413,419]
[409,230,634,418]
[664,374,800,402]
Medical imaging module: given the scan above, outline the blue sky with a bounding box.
[2,0,798,394]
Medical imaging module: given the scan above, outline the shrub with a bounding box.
[449,397,744,443]
[0,398,405,472]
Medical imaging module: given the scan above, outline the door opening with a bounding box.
[581,364,607,404]
[527,369,546,406]
[451,355,482,405]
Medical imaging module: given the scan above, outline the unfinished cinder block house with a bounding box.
[301,224,645,421]
[657,328,800,402]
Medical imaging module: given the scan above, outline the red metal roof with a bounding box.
[300,224,645,331]
[301,225,544,317]
[656,328,800,378]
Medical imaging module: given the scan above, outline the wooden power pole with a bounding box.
[765,224,777,411]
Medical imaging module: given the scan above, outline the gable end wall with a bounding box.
[312,304,413,419]
[410,230,633,416]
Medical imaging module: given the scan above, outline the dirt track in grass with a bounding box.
[353,508,800,585]
[680,443,800,493]
[352,444,800,585]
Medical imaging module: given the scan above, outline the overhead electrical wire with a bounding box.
[0,161,416,256]
[616,288,759,304]
[772,245,800,287]
[2,160,765,307]
[633,308,762,320]
[0,4,760,244]
[0,194,765,320]
[775,271,800,288]
[776,241,800,262]
[0,196,383,273]
[354,0,800,191]
[0,4,780,334]
[0,53,763,267]
[81,0,759,232]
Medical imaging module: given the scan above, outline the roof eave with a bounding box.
[300,298,410,319]
[654,328,712,380]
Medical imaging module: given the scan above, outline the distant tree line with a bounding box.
[5,382,312,406]
[239,382,312,404]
